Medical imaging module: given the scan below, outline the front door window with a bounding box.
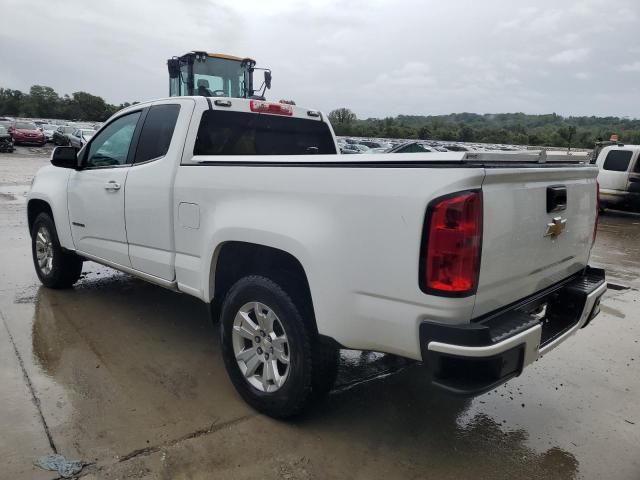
[85,112,141,167]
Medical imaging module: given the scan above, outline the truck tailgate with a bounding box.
[472,166,598,318]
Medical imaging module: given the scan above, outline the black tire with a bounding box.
[31,213,83,289]
[220,275,338,418]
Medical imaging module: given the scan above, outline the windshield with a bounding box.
[189,57,246,97]
[81,129,95,138]
[16,122,37,130]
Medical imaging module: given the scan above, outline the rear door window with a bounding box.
[194,110,337,155]
[603,150,632,172]
[134,104,181,163]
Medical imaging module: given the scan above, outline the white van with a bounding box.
[596,145,640,209]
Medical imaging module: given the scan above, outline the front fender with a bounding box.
[27,165,74,250]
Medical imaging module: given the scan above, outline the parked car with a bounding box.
[340,144,361,153]
[442,144,470,152]
[9,121,45,146]
[52,126,76,146]
[387,141,434,153]
[595,144,640,210]
[359,140,384,149]
[0,126,15,152]
[68,128,96,150]
[340,147,360,154]
[40,124,57,142]
[352,144,370,153]
[27,96,605,418]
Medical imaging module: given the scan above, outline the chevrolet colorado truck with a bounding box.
[27,97,606,418]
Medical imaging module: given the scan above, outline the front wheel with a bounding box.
[31,213,83,288]
[220,275,338,418]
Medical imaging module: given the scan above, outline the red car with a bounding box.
[9,122,45,146]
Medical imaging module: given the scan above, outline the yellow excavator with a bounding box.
[167,51,272,99]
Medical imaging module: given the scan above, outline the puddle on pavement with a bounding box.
[23,269,577,476]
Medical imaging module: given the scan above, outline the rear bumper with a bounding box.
[420,267,606,395]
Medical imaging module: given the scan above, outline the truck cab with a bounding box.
[167,52,272,99]
[595,144,640,209]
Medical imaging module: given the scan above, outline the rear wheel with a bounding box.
[220,275,338,418]
[31,213,83,288]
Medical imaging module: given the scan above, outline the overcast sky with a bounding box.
[1,0,639,118]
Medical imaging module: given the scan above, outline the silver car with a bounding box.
[68,128,96,150]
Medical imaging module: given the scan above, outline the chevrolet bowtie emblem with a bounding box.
[545,216,567,237]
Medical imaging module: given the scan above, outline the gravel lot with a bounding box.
[0,146,638,479]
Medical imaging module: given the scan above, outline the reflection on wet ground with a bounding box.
[26,273,582,479]
[592,209,640,289]
[0,155,638,479]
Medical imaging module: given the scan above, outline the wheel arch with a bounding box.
[209,241,318,333]
[27,199,54,235]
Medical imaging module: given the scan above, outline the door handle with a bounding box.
[104,181,121,191]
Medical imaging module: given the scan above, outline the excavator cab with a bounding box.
[167,51,272,99]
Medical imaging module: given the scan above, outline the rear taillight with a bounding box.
[249,100,293,116]
[421,191,483,295]
[593,181,599,246]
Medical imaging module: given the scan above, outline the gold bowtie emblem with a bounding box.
[545,216,567,237]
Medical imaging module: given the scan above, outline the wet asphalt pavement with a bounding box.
[1,146,638,479]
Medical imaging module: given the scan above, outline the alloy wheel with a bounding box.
[35,226,54,275]
[231,301,290,393]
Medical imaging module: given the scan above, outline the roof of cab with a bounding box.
[115,96,327,123]
[604,144,640,150]
[204,97,324,122]
[206,53,254,62]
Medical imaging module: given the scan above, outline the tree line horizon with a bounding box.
[328,107,640,148]
[1,85,638,148]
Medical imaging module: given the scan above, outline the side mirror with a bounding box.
[264,71,272,90]
[51,146,79,169]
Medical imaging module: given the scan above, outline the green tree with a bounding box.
[417,125,431,139]
[0,88,24,116]
[328,108,357,135]
[557,125,577,150]
[458,125,475,142]
[23,85,60,117]
[328,108,356,125]
[65,92,110,121]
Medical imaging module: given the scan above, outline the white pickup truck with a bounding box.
[27,97,606,418]
[594,143,640,210]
